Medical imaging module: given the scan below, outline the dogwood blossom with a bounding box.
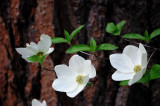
[52,55,96,98]
[16,34,54,62]
[32,99,46,106]
[110,43,147,85]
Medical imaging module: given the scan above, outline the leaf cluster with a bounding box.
[51,25,85,44]
[106,20,126,36]
[122,29,160,43]
[66,38,118,53]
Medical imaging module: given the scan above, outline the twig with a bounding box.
[80,51,98,58]
[123,38,160,51]
[80,51,109,61]
[42,67,55,71]
[147,49,157,65]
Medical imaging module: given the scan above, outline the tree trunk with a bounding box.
[0,0,160,106]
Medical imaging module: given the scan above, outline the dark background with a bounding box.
[0,0,160,106]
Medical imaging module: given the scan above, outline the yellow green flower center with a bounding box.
[76,75,84,84]
[37,52,44,57]
[133,65,141,73]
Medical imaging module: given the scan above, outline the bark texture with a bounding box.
[0,0,160,106]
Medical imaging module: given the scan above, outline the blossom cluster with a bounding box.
[16,34,149,106]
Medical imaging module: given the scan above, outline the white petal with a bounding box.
[16,48,35,59]
[66,75,89,98]
[89,65,96,78]
[123,45,139,65]
[26,45,39,55]
[55,64,76,78]
[128,67,147,85]
[40,34,50,41]
[109,54,134,73]
[138,43,147,54]
[52,78,78,92]
[141,53,147,67]
[112,71,135,81]
[42,101,46,106]
[30,42,38,50]
[38,34,52,53]
[81,60,91,76]
[137,43,147,67]
[44,48,54,55]
[69,55,85,74]
[32,99,42,106]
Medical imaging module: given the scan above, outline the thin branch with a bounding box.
[42,67,55,71]
[123,38,160,51]
[80,51,93,56]
[147,49,157,65]
[79,51,100,59]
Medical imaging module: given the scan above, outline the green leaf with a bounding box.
[149,64,160,80]
[106,22,116,33]
[119,80,129,86]
[64,30,70,42]
[144,30,151,43]
[66,44,90,53]
[51,37,68,43]
[90,38,97,52]
[87,82,93,88]
[122,33,145,40]
[150,28,160,39]
[96,43,118,51]
[137,71,149,83]
[114,20,126,35]
[27,55,39,62]
[38,56,46,64]
[70,25,85,41]
[27,55,46,64]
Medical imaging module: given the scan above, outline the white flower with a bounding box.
[16,34,54,62]
[52,55,96,98]
[110,43,147,85]
[32,99,46,106]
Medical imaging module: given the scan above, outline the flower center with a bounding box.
[76,75,84,84]
[133,65,141,73]
[37,52,44,57]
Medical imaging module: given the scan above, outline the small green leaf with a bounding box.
[87,82,93,88]
[64,30,70,42]
[70,25,85,41]
[137,71,149,83]
[90,38,97,52]
[27,55,46,64]
[38,56,46,64]
[150,28,160,39]
[27,55,39,62]
[144,30,151,43]
[149,64,160,80]
[96,43,118,51]
[66,44,90,53]
[51,37,68,43]
[114,20,126,35]
[119,80,129,86]
[122,33,145,40]
[106,22,116,33]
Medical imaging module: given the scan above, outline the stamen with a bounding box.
[37,52,44,57]
[76,75,84,84]
[133,65,141,73]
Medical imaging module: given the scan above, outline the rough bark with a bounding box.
[0,0,160,106]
